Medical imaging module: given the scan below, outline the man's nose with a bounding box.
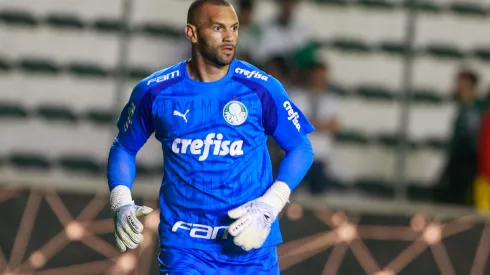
[223,29,234,42]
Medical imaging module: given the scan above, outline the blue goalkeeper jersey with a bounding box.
[111,59,314,251]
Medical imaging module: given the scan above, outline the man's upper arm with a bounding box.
[261,79,315,151]
[116,81,155,154]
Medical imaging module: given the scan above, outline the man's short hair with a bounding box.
[458,69,479,86]
[187,0,232,25]
[239,0,254,11]
[310,61,328,71]
[275,0,298,4]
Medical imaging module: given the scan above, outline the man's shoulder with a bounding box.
[134,61,185,92]
[127,61,185,101]
[232,59,284,93]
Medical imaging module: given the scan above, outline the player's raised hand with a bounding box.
[228,181,291,251]
[110,185,153,252]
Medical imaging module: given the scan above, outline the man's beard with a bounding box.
[198,37,235,67]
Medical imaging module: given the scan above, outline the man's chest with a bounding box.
[152,89,263,140]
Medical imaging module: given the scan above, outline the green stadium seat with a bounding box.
[137,23,182,38]
[58,155,103,175]
[136,164,152,177]
[355,178,394,198]
[407,184,436,202]
[0,56,12,72]
[334,130,370,145]
[420,137,448,151]
[403,1,442,14]
[449,2,487,17]
[17,58,61,75]
[329,84,351,97]
[408,139,420,150]
[0,10,37,27]
[135,164,162,177]
[424,44,465,60]
[355,0,396,10]
[66,62,110,78]
[314,0,349,6]
[378,41,408,56]
[92,18,127,33]
[356,85,395,102]
[44,14,85,30]
[0,102,28,119]
[85,109,114,126]
[9,153,51,170]
[411,89,445,105]
[473,48,490,63]
[374,133,418,149]
[329,38,372,54]
[36,105,78,123]
[374,133,398,148]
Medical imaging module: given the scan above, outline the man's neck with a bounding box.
[460,91,476,107]
[187,53,230,83]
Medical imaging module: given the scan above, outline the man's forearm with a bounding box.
[275,136,314,191]
[107,139,137,191]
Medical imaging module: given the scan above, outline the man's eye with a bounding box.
[232,26,238,31]
[214,26,221,31]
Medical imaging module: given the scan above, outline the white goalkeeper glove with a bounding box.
[228,181,291,251]
[110,185,153,252]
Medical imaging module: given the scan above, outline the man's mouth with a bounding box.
[221,45,235,54]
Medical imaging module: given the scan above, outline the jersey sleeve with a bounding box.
[115,81,155,153]
[107,81,155,190]
[262,79,315,151]
[258,78,315,190]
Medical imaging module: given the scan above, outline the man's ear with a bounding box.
[185,24,198,43]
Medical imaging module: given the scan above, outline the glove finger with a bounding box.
[242,245,253,251]
[115,233,126,252]
[116,226,133,248]
[228,214,252,236]
[127,211,144,234]
[117,226,137,249]
[234,227,252,247]
[228,203,250,219]
[124,223,143,244]
[253,228,270,249]
[240,231,254,251]
[135,205,153,217]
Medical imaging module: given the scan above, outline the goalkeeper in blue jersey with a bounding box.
[107,0,315,274]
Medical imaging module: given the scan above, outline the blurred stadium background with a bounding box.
[1,0,490,274]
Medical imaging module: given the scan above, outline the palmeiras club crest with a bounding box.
[223,101,248,126]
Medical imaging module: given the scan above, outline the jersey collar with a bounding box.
[181,59,236,87]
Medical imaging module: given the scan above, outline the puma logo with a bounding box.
[173,110,189,123]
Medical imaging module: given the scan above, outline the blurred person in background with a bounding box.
[264,55,292,88]
[235,0,261,63]
[289,62,340,195]
[434,69,484,206]
[473,89,490,213]
[263,56,295,178]
[255,0,312,65]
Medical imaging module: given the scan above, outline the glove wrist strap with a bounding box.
[262,181,291,214]
[110,185,133,212]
